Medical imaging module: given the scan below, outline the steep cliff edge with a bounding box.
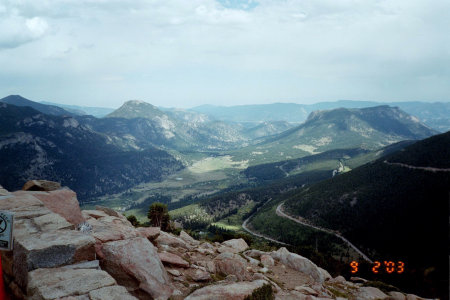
[0,182,431,300]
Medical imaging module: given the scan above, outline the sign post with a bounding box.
[0,211,13,251]
[0,210,13,299]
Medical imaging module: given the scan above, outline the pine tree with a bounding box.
[148,202,170,230]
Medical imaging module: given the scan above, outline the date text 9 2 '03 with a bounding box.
[350,261,405,274]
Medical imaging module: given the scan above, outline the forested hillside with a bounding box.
[282,131,450,298]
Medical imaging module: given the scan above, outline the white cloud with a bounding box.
[0,0,448,107]
[25,17,49,38]
[0,15,49,49]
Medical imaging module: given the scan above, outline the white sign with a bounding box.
[0,211,13,251]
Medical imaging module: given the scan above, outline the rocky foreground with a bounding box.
[0,181,430,300]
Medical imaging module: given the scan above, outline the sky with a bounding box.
[0,0,449,108]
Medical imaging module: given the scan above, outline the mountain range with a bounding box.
[0,94,443,201]
[192,100,450,132]
[231,105,437,165]
[0,102,183,200]
[22,95,450,132]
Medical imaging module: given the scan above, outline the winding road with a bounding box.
[275,202,373,263]
[242,214,290,246]
[241,201,373,262]
[241,160,447,263]
[383,160,450,172]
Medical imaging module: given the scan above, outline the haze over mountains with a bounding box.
[13,94,449,132]
[191,101,450,132]
[0,94,443,201]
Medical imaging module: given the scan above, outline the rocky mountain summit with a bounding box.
[0,181,430,300]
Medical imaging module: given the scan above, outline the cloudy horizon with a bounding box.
[0,0,449,108]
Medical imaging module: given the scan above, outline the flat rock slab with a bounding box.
[185,279,268,300]
[155,231,190,249]
[158,251,190,268]
[61,260,100,270]
[27,268,116,300]
[0,192,52,219]
[33,213,74,231]
[89,286,138,300]
[89,216,138,243]
[31,189,85,225]
[14,230,96,289]
[101,237,172,299]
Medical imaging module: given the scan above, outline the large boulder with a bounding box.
[221,238,249,252]
[22,180,61,192]
[14,230,96,289]
[27,267,117,300]
[270,247,324,283]
[260,255,274,267]
[185,280,268,300]
[100,237,172,299]
[155,231,190,249]
[31,189,85,225]
[214,253,251,281]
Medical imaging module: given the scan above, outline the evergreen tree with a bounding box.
[148,202,170,230]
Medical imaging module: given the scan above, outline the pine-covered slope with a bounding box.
[282,131,450,298]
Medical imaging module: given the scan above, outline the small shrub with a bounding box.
[126,214,140,227]
[244,284,274,300]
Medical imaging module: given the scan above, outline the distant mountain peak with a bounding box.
[0,95,75,117]
[124,99,149,105]
[2,94,27,101]
[106,99,165,119]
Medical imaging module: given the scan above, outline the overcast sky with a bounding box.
[0,0,449,108]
